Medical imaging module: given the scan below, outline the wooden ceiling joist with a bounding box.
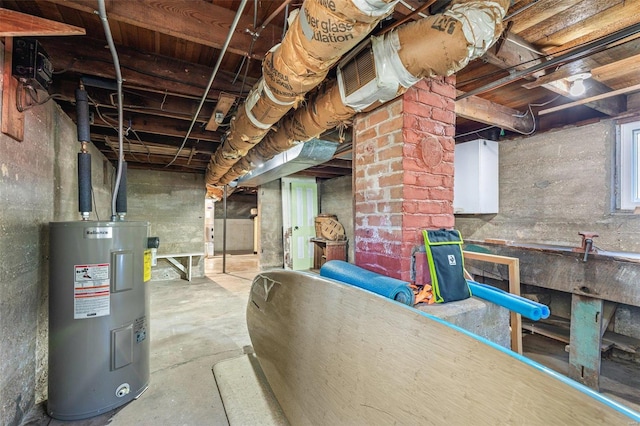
[44,0,278,59]
[40,37,254,99]
[0,7,85,36]
[205,93,236,132]
[455,94,535,135]
[103,139,214,158]
[484,30,627,116]
[70,110,222,143]
[54,80,215,123]
[542,79,626,116]
[537,1,640,55]
[522,35,640,89]
[539,82,640,115]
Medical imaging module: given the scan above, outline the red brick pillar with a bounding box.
[353,77,456,281]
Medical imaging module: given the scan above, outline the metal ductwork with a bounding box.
[236,138,339,186]
[205,0,400,197]
[207,0,510,196]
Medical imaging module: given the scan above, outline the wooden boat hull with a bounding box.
[247,270,640,425]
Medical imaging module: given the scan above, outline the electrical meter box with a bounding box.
[453,139,499,214]
[12,38,53,90]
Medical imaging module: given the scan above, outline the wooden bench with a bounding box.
[155,252,204,281]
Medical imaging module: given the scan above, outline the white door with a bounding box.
[282,178,317,270]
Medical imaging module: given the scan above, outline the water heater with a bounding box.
[48,221,151,420]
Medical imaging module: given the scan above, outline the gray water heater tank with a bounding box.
[48,221,151,420]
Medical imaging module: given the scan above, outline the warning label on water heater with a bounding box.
[74,263,110,319]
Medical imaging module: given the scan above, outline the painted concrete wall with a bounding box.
[0,65,114,425]
[319,175,354,262]
[127,169,205,281]
[455,120,640,250]
[258,180,284,270]
[455,119,640,344]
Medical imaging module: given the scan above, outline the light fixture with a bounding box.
[568,72,592,97]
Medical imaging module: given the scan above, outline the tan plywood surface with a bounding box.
[247,270,640,425]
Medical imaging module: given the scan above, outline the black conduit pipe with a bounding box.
[116,161,127,218]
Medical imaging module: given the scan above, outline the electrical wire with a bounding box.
[88,94,149,162]
[239,38,256,98]
[454,125,496,139]
[235,0,294,96]
[91,183,100,221]
[129,127,152,161]
[166,0,249,168]
[15,81,55,112]
[511,95,562,136]
[399,0,428,18]
[456,94,561,139]
[504,0,542,21]
[98,0,125,220]
[282,2,290,39]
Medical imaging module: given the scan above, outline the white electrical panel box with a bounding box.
[453,139,499,214]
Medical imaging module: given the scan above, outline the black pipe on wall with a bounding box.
[78,152,92,217]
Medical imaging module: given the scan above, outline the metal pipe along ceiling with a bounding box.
[206,0,511,200]
[205,0,400,195]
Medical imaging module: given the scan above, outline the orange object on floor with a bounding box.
[411,283,435,305]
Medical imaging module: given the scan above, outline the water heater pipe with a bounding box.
[77,149,92,220]
[205,0,401,194]
[211,0,510,195]
[76,84,92,219]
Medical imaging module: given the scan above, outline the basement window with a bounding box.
[617,120,640,210]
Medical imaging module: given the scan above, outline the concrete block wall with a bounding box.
[126,169,205,281]
[319,175,354,262]
[353,78,456,281]
[455,120,640,250]
[1,41,114,424]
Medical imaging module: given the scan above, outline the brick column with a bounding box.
[353,77,456,281]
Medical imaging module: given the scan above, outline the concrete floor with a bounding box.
[21,252,640,424]
[22,253,259,426]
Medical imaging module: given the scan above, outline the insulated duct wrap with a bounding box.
[221,82,355,184]
[205,0,399,190]
[214,0,509,191]
[396,0,507,79]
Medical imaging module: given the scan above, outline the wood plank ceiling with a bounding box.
[2,0,640,192]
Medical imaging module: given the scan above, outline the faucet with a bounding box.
[578,232,599,262]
